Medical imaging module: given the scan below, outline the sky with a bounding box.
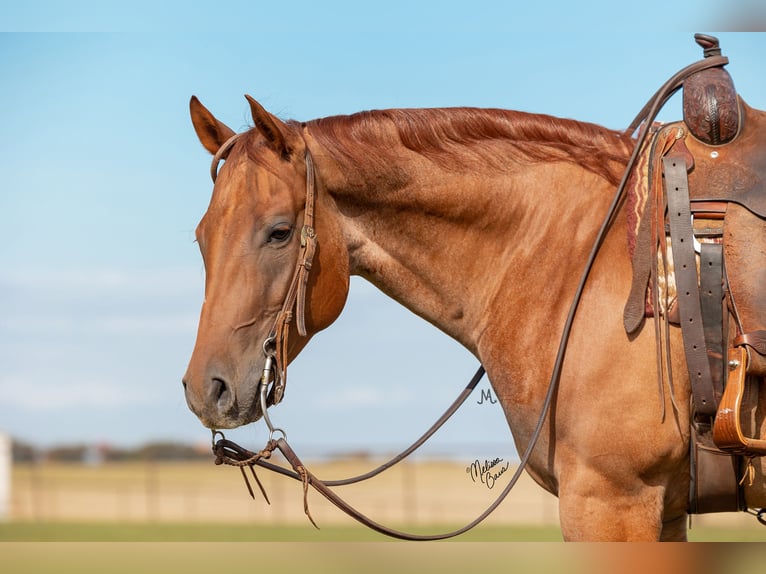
[1,3,765,461]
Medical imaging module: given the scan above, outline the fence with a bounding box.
[0,433,9,520]
[9,456,560,526]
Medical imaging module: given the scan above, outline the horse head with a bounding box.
[183,96,349,430]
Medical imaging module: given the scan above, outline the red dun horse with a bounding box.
[183,94,761,540]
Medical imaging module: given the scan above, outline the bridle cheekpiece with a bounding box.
[210,134,318,424]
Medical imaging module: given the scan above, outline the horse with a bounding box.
[181,88,766,540]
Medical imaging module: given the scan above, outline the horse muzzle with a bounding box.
[182,366,265,429]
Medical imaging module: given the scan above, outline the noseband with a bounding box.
[210,134,318,412]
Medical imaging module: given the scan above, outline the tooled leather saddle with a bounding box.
[623,35,766,516]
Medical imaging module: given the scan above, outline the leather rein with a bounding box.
[206,52,729,540]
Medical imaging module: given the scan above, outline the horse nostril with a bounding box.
[186,374,237,423]
[210,377,233,408]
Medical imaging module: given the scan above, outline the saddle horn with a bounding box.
[683,34,741,146]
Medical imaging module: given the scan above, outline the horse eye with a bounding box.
[268,225,293,244]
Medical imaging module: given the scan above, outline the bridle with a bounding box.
[203,49,735,540]
[211,135,318,411]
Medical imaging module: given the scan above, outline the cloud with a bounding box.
[0,376,163,412]
[0,313,198,337]
[0,266,203,297]
[0,265,196,428]
[0,266,202,336]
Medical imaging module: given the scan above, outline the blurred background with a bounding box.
[1,1,766,542]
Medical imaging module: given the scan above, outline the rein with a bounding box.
[213,366,489,540]
[207,50,732,539]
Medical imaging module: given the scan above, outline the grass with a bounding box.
[7,460,766,543]
[1,520,764,542]
[2,522,764,574]
[0,521,564,542]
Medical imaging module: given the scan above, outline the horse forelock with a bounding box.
[306,108,634,185]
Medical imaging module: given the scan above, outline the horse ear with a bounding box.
[245,94,291,158]
[189,96,236,155]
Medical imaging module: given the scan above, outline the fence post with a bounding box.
[0,433,10,521]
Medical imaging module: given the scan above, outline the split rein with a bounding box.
[212,366,496,540]
[207,52,731,540]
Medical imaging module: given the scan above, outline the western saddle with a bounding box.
[624,34,766,518]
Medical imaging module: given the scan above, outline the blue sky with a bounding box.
[1,4,765,459]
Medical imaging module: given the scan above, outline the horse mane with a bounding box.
[304,107,635,186]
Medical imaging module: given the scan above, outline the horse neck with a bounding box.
[313,141,624,354]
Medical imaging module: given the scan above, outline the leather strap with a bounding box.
[627,55,729,134]
[624,126,685,334]
[733,330,766,356]
[699,242,725,404]
[272,434,529,541]
[210,132,244,183]
[215,365,483,485]
[268,151,318,404]
[213,366,553,541]
[664,156,717,416]
[688,421,742,514]
[210,137,319,406]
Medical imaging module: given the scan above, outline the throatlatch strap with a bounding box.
[664,156,717,416]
